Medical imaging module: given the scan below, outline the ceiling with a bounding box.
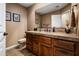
[19,3,34,8]
[36,3,68,15]
[19,3,68,15]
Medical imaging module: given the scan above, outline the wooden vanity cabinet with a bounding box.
[53,47,74,56]
[54,39,75,51]
[53,39,75,56]
[32,41,39,55]
[51,39,54,56]
[26,32,79,56]
[39,43,51,56]
[39,36,52,56]
[75,43,79,55]
[32,35,40,55]
[26,33,33,51]
[32,35,52,56]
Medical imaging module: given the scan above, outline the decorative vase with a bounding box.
[65,28,71,33]
[34,28,37,31]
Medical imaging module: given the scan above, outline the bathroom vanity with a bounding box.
[26,31,79,56]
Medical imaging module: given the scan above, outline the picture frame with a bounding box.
[13,13,20,22]
[6,11,11,21]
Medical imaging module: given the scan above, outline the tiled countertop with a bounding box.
[26,31,79,42]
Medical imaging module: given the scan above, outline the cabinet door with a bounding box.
[54,39,75,51]
[40,43,51,56]
[26,33,32,51]
[54,47,74,56]
[33,41,39,55]
[76,43,79,56]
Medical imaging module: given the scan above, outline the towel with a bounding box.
[71,8,76,27]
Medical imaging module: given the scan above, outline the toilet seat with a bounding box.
[18,38,26,44]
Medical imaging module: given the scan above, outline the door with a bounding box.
[0,3,6,56]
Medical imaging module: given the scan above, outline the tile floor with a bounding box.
[6,47,35,56]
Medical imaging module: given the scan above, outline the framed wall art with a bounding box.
[13,13,20,22]
[6,11,11,21]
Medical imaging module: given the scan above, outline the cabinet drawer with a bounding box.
[40,36,51,45]
[33,38,39,42]
[54,47,74,56]
[32,35,39,41]
[54,39,75,51]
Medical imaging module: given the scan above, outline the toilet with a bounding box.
[18,38,26,50]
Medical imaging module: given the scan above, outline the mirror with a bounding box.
[51,10,71,28]
[35,3,78,33]
[62,10,71,28]
[35,9,72,32]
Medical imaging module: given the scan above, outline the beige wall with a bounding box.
[41,14,51,27]
[27,3,49,30]
[41,4,71,27]
[6,3,27,47]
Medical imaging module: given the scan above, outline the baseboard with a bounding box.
[6,44,19,51]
